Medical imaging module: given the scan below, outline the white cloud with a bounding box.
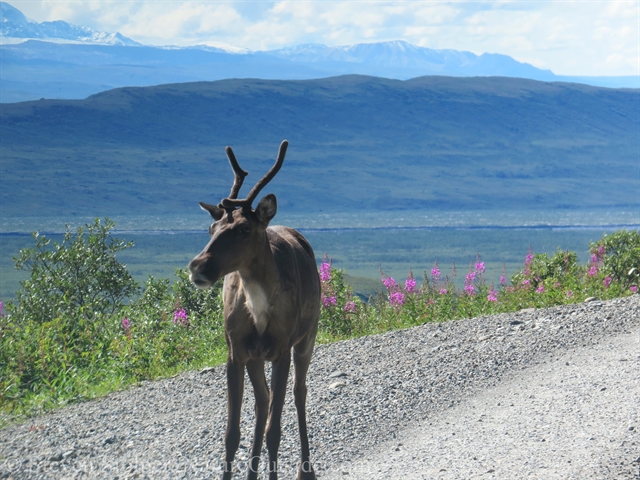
[6,0,639,76]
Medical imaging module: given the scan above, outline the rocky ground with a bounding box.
[1,295,638,479]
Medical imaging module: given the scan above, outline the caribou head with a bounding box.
[188,141,287,289]
[188,140,320,480]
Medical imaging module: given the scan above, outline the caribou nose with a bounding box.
[188,257,216,289]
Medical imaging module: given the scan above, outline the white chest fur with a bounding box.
[242,279,270,335]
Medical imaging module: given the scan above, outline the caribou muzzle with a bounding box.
[188,255,220,289]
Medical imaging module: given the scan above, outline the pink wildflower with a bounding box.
[322,294,337,307]
[343,301,356,313]
[389,291,405,307]
[174,309,188,325]
[382,276,397,290]
[603,276,612,288]
[536,285,545,294]
[475,254,485,274]
[525,246,534,266]
[122,317,131,330]
[631,285,638,293]
[439,288,448,295]
[487,285,498,302]
[500,264,507,286]
[405,271,417,293]
[431,262,441,282]
[319,261,332,283]
[522,279,531,287]
[566,290,573,298]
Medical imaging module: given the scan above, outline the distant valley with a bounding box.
[1,76,638,224]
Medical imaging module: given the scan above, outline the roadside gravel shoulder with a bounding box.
[1,295,639,479]
[322,325,640,479]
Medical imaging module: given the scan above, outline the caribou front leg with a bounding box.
[223,358,245,480]
[246,359,269,480]
[265,352,291,480]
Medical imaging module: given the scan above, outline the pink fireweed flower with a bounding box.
[487,285,498,302]
[439,288,448,295]
[389,291,405,307]
[426,298,436,306]
[174,309,188,325]
[405,271,417,293]
[603,276,612,288]
[500,263,507,286]
[631,285,638,293]
[0,301,3,317]
[475,254,485,274]
[597,244,605,258]
[431,262,441,282]
[464,263,476,295]
[587,266,598,277]
[522,279,531,287]
[566,290,573,298]
[525,246,534,266]
[319,261,332,283]
[536,285,545,294]
[321,294,337,307]
[343,301,356,313]
[122,317,131,330]
[382,276,397,290]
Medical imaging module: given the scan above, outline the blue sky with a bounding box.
[9,0,640,76]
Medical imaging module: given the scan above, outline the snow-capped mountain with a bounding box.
[0,1,140,46]
[1,2,636,103]
[264,40,554,79]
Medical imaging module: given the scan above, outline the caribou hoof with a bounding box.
[297,461,316,480]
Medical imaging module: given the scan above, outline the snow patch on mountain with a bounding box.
[0,1,140,46]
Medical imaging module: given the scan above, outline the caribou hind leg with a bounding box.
[293,343,317,480]
[265,353,292,480]
[223,358,245,480]
[246,359,269,480]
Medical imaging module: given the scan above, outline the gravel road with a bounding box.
[1,295,638,479]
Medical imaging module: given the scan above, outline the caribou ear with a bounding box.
[199,202,225,221]
[255,194,277,225]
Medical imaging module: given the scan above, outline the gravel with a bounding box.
[1,295,638,479]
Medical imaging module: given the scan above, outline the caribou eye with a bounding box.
[238,227,251,236]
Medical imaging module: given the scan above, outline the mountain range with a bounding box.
[1,1,638,103]
[1,76,638,221]
[0,2,140,46]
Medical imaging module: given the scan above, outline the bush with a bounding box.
[590,229,640,290]
[12,218,139,323]
[1,220,226,420]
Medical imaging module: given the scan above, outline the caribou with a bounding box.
[188,140,321,480]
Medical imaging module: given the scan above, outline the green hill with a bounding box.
[1,75,638,219]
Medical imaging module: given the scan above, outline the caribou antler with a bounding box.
[224,146,248,200]
[220,140,288,210]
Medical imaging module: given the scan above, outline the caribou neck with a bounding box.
[237,233,278,336]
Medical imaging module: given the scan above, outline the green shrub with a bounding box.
[1,220,226,421]
[590,229,640,290]
[12,218,139,323]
